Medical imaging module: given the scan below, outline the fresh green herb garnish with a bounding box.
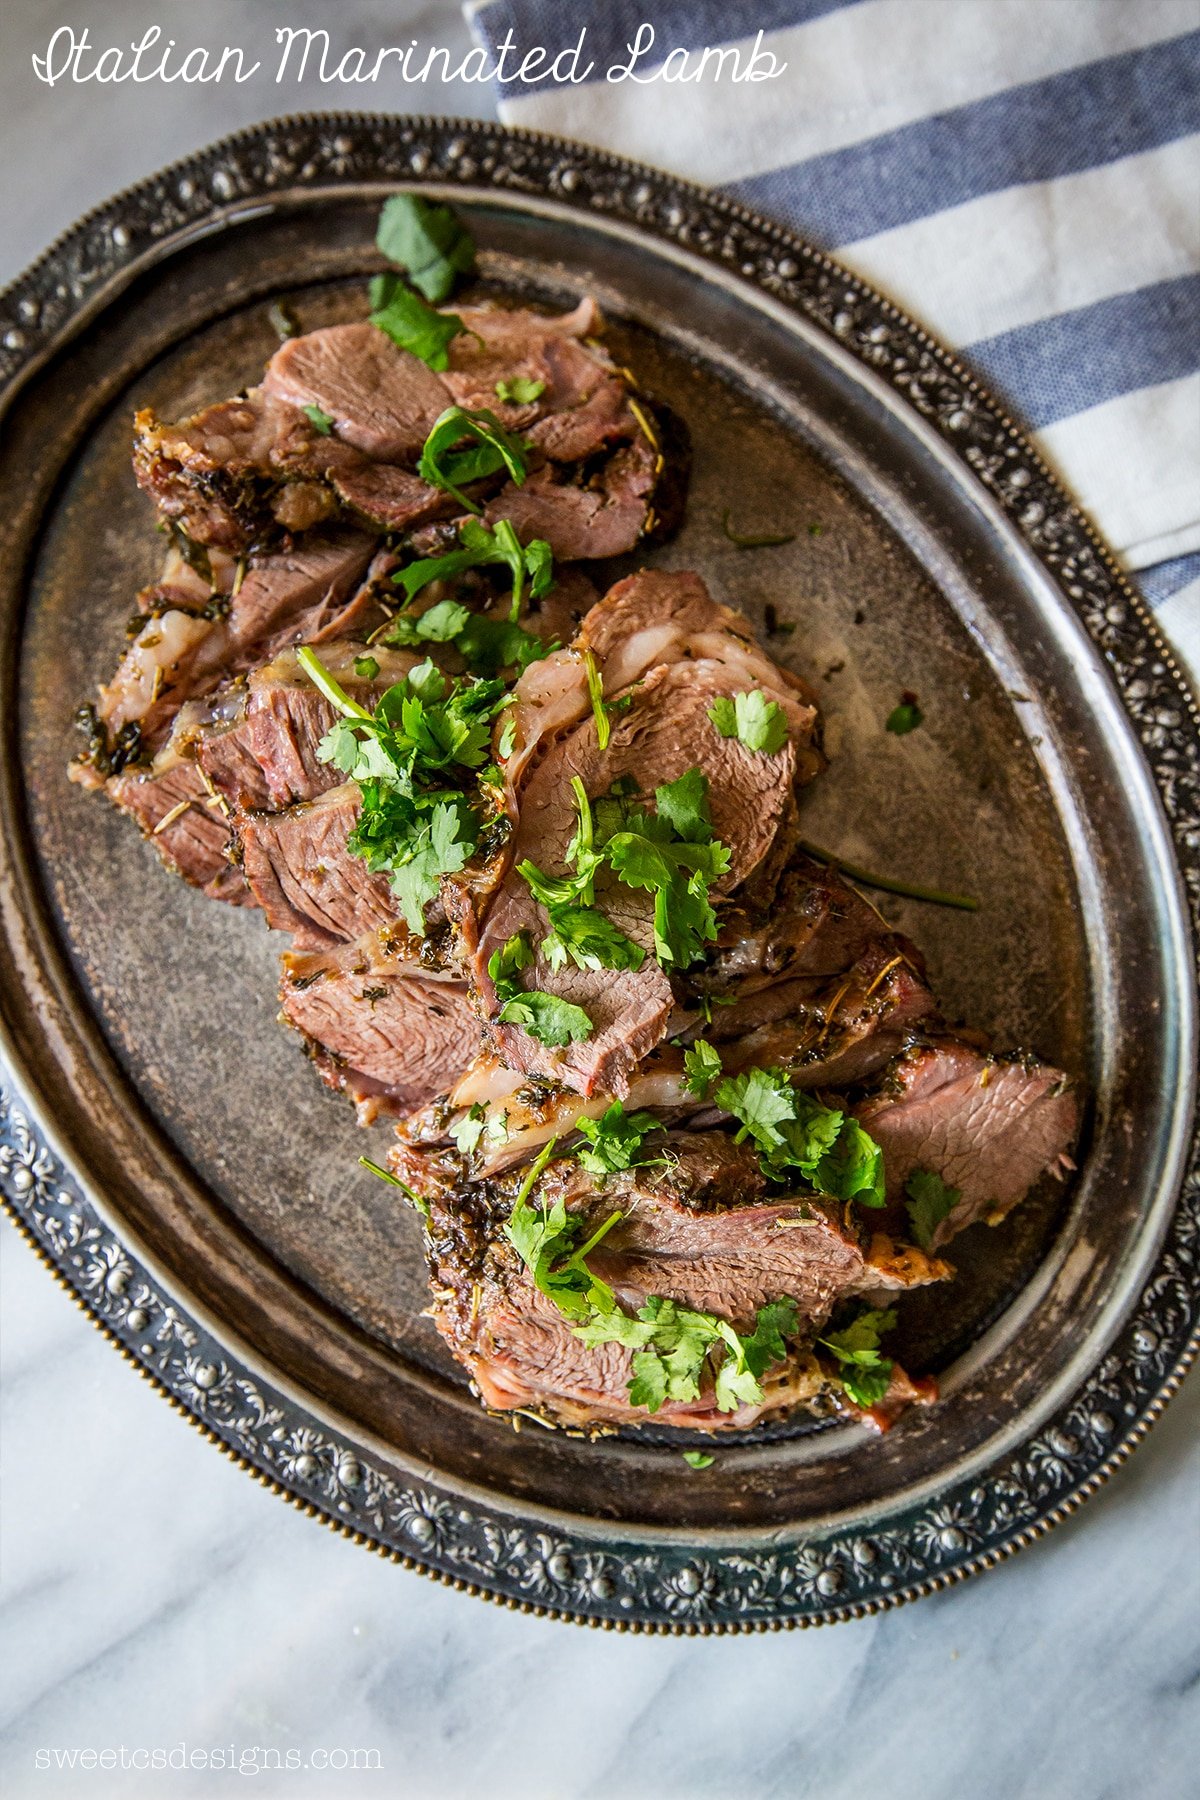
[299,648,508,934]
[496,376,546,404]
[268,299,299,340]
[682,1039,723,1099]
[714,1066,885,1207]
[904,1169,959,1248]
[302,403,335,435]
[418,407,531,513]
[798,840,980,913]
[582,649,610,750]
[720,509,796,549]
[819,1307,896,1409]
[353,655,379,680]
[487,932,594,1048]
[708,689,789,756]
[540,905,645,975]
[369,276,468,371]
[576,1295,799,1414]
[497,989,593,1047]
[387,598,550,678]
[503,1145,799,1415]
[682,1450,715,1469]
[449,1102,511,1158]
[517,771,729,975]
[359,1154,430,1220]
[885,692,924,735]
[596,770,731,970]
[573,1101,664,1178]
[391,516,553,624]
[376,192,476,303]
[503,1138,621,1319]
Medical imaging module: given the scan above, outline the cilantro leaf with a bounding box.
[369,274,468,371]
[387,598,549,678]
[819,1307,896,1409]
[653,767,714,843]
[390,516,554,619]
[573,1101,663,1178]
[905,1169,960,1248]
[682,1039,722,1099]
[708,689,789,755]
[886,693,924,735]
[389,599,471,644]
[540,905,645,975]
[450,1103,487,1158]
[353,655,379,680]
[714,1067,796,1151]
[714,1065,885,1206]
[375,193,475,303]
[682,1450,715,1469]
[502,1132,802,1418]
[496,376,546,404]
[302,403,335,435]
[418,407,530,513]
[297,647,509,934]
[497,991,593,1047]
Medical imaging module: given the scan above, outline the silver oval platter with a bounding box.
[0,117,1196,1632]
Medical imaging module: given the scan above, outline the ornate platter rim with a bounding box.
[0,113,1197,1632]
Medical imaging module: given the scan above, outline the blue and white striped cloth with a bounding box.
[465,0,1200,685]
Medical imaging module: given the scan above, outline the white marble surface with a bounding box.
[2,4,1198,1795]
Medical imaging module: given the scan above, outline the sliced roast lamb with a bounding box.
[133,304,665,561]
[412,1131,948,1430]
[280,934,481,1124]
[854,1040,1079,1247]
[462,571,823,1098]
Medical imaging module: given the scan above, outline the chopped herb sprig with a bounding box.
[714,1064,885,1207]
[297,647,509,934]
[799,840,980,913]
[390,516,552,623]
[503,1146,800,1415]
[376,193,475,303]
[418,406,531,513]
[819,1307,896,1409]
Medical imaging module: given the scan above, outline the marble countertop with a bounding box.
[1,4,1197,1795]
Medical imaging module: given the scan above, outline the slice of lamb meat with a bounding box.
[485,437,658,563]
[415,1131,947,1430]
[261,323,451,460]
[497,565,820,795]
[699,854,902,992]
[188,531,375,682]
[474,655,819,1098]
[108,760,249,904]
[132,397,284,551]
[242,639,423,809]
[853,1040,1079,1246]
[329,462,456,533]
[280,936,481,1124]
[698,939,940,1089]
[238,783,401,949]
[193,706,272,814]
[82,533,375,764]
[132,301,670,558]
